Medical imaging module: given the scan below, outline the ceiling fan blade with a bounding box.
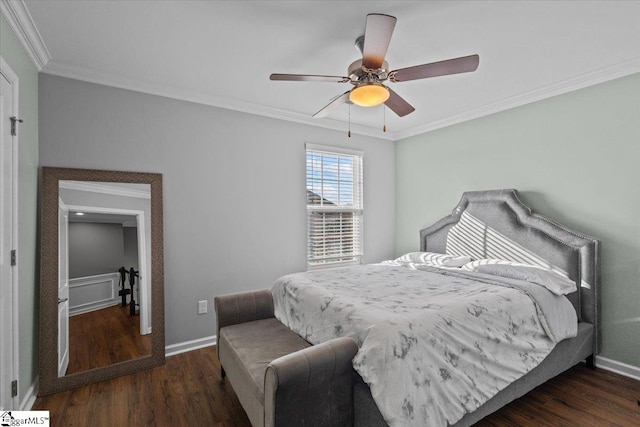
[384,88,415,117]
[313,91,350,118]
[362,14,397,69]
[270,73,349,83]
[390,54,480,82]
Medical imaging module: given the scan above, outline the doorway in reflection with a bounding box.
[65,211,150,375]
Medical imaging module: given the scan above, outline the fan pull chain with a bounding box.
[348,103,351,138]
[383,105,387,132]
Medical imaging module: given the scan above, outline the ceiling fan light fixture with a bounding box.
[349,83,390,107]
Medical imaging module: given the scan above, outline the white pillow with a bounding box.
[395,252,472,268]
[462,259,577,295]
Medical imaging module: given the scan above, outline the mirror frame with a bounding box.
[39,167,165,395]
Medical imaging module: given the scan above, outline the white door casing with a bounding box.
[0,55,19,409]
[58,199,69,377]
[64,204,150,335]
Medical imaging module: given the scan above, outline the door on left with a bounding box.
[0,57,18,410]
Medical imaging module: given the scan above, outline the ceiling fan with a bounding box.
[270,13,479,119]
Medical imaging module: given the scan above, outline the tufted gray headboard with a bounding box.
[420,189,601,354]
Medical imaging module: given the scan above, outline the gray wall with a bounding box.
[123,227,139,272]
[39,74,396,347]
[395,72,640,369]
[1,13,39,405]
[68,222,124,278]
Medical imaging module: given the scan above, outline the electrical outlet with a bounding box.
[198,300,207,315]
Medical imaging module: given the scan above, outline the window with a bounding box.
[306,144,363,268]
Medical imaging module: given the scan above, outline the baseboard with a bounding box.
[165,335,216,357]
[20,376,38,410]
[161,339,636,382]
[596,355,640,381]
[18,346,638,411]
[69,300,119,317]
[20,338,218,409]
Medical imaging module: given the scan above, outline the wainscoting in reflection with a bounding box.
[69,273,119,316]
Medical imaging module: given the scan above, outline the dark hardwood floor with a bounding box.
[67,304,151,374]
[477,364,640,426]
[33,346,640,426]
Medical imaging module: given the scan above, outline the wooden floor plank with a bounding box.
[33,347,640,426]
[67,304,151,375]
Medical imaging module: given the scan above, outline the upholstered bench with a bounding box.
[215,289,358,427]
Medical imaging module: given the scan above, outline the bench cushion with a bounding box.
[219,318,312,405]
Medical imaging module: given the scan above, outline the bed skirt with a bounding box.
[353,322,594,427]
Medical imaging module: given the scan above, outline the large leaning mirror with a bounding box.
[39,167,164,395]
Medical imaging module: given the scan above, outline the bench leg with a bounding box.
[586,354,596,369]
[221,366,226,379]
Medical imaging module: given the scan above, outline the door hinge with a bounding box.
[11,380,17,397]
[11,249,16,266]
[10,116,23,136]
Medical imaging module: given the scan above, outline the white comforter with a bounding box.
[271,264,577,427]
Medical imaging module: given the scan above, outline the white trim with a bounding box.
[62,205,145,219]
[305,143,363,157]
[596,355,640,381]
[0,0,51,70]
[165,335,216,357]
[135,212,150,334]
[163,336,630,387]
[41,60,395,141]
[1,54,20,409]
[41,54,640,142]
[69,301,119,317]
[69,272,120,283]
[59,180,150,199]
[68,273,119,316]
[394,55,640,140]
[306,260,360,271]
[168,339,640,385]
[18,350,639,409]
[307,206,364,213]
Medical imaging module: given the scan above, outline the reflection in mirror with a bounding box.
[39,168,164,396]
[58,181,152,376]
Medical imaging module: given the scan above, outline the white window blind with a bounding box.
[306,144,363,268]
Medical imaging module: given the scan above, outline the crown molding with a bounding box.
[41,50,640,143]
[0,0,50,70]
[42,60,397,141]
[394,55,640,140]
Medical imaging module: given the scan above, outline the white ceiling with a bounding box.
[15,0,640,140]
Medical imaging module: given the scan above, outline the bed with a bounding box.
[271,189,600,426]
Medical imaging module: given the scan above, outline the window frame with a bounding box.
[305,143,364,270]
